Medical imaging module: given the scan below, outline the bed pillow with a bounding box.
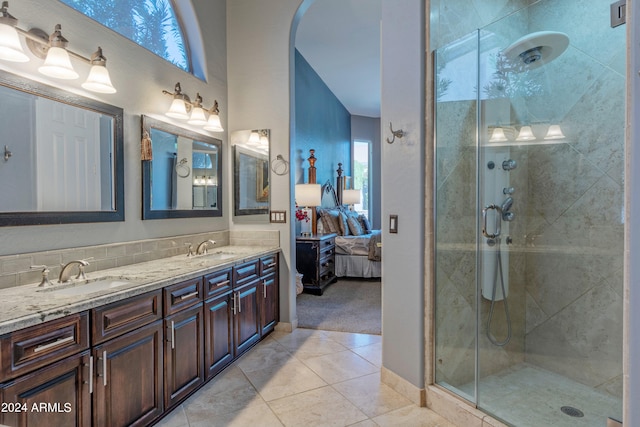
[319,208,341,234]
[358,215,372,234]
[338,211,350,236]
[347,215,364,235]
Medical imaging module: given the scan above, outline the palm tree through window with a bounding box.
[59,0,190,72]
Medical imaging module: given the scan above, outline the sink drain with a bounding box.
[561,406,584,417]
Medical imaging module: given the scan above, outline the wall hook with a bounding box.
[4,145,12,161]
[386,122,404,144]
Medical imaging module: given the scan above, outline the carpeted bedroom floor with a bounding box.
[296,278,381,335]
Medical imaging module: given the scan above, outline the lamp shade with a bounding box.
[342,189,361,205]
[544,124,565,140]
[295,183,321,207]
[516,125,535,141]
[489,127,508,142]
[188,106,207,125]
[166,98,189,120]
[82,64,116,93]
[0,22,28,62]
[203,112,223,132]
[38,46,78,79]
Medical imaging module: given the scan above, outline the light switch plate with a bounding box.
[270,211,286,223]
[389,214,398,233]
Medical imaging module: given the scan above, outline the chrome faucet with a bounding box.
[59,259,90,283]
[196,240,216,255]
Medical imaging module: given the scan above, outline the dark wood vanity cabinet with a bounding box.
[162,278,205,409]
[0,251,279,427]
[91,291,164,427]
[296,233,337,295]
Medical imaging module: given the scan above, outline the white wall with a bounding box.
[0,0,229,256]
[351,115,382,229]
[380,0,425,387]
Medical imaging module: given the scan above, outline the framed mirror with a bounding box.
[233,130,270,217]
[0,70,124,227]
[142,116,222,219]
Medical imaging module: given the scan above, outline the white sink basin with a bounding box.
[39,277,135,296]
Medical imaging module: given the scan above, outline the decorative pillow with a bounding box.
[358,215,372,234]
[347,215,364,236]
[320,209,341,234]
[338,211,350,236]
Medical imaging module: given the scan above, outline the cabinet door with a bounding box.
[204,291,234,379]
[260,273,278,336]
[92,320,163,427]
[0,351,91,427]
[234,280,260,356]
[164,303,204,409]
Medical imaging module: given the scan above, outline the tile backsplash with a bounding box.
[0,230,279,289]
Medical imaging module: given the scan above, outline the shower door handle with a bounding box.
[482,205,502,239]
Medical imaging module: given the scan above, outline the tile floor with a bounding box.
[155,328,456,427]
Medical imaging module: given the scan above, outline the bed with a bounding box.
[316,181,381,278]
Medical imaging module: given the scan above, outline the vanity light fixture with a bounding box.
[544,124,566,140]
[248,130,261,145]
[163,83,224,132]
[516,125,536,141]
[489,126,508,143]
[0,3,117,93]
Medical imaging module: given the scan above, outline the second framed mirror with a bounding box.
[232,129,270,219]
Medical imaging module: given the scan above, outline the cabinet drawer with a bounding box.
[259,253,278,276]
[164,277,204,315]
[319,244,335,260]
[92,290,162,345]
[233,260,259,287]
[0,312,89,382]
[204,268,233,299]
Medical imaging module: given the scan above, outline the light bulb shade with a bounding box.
[544,124,565,140]
[203,113,223,132]
[516,125,535,141]
[259,135,269,146]
[248,131,260,144]
[38,46,78,79]
[342,189,361,205]
[489,127,508,142]
[188,106,207,125]
[0,22,28,62]
[81,64,116,93]
[166,98,189,120]
[295,183,321,207]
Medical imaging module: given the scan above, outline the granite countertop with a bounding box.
[0,245,279,335]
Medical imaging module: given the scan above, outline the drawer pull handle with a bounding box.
[266,262,277,268]
[214,280,230,287]
[103,351,107,386]
[263,280,267,299]
[237,292,242,313]
[179,291,199,301]
[87,355,94,394]
[171,320,175,350]
[33,335,74,353]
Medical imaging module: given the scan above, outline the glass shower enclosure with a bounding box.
[434,2,625,426]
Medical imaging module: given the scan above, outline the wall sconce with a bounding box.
[489,127,508,143]
[162,82,224,132]
[0,2,116,93]
[515,125,536,141]
[544,124,565,140]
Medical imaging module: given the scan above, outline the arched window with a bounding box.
[59,0,191,73]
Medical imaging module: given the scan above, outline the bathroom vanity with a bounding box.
[0,245,279,427]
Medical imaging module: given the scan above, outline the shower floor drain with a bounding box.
[561,406,584,417]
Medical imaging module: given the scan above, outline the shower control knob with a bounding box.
[503,187,515,195]
[502,159,517,170]
[502,211,516,222]
[486,238,496,247]
[506,236,513,245]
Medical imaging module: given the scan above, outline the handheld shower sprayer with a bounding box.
[501,197,515,221]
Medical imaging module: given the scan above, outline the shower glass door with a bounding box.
[435,1,624,425]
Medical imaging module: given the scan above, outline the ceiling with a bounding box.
[294,0,382,118]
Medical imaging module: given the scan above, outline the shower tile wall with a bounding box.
[434,0,624,400]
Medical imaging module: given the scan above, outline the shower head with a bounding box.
[502,31,569,71]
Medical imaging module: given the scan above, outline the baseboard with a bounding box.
[275,320,296,333]
[380,367,426,407]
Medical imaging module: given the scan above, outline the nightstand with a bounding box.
[296,233,337,295]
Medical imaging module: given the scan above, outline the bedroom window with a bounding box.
[353,140,371,220]
[58,0,191,73]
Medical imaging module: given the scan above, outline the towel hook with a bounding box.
[386,122,404,144]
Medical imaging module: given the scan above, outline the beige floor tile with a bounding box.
[189,402,284,427]
[351,342,383,367]
[333,373,413,418]
[322,330,382,349]
[348,420,381,427]
[235,337,293,373]
[268,385,368,427]
[154,405,189,427]
[303,349,379,384]
[242,358,328,401]
[372,405,458,427]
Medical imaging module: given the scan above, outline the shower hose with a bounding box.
[486,237,512,347]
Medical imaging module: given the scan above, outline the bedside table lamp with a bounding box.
[295,183,321,236]
[342,189,361,210]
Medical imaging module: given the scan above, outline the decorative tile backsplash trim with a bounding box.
[0,230,279,290]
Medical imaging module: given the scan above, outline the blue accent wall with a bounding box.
[295,49,351,186]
